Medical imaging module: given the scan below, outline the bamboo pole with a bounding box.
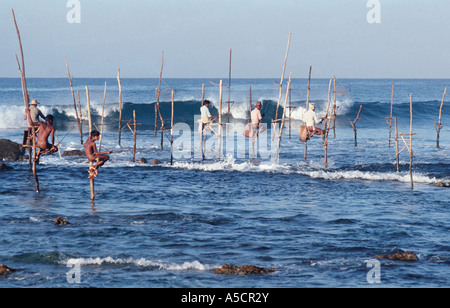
[349,105,363,147]
[228,48,232,123]
[394,117,399,172]
[272,32,291,141]
[249,86,252,123]
[218,80,223,161]
[394,117,400,172]
[13,9,39,192]
[12,9,30,111]
[31,126,39,193]
[274,73,292,164]
[65,56,83,144]
[324,78,333,167]
[333,77,337,138]
[435,88,446,149]
[409,94,413,189]
[288,88,292,138]
[388,84,394,147]
[170,89,175,165]
[77,90,82,134]
[117,69,123,146]
[201,84,205,160]
[86,86,96,200]
[306,66,312,111]
[99,81,107,151]
[133,110,137,163]
[155,52,164,140]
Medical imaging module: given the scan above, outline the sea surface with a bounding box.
[0,77,449,288]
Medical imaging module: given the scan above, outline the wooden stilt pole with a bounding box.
[306,66,312,111]
[86,86,96,201]
[324,78,333,167]
[333,77,337,138]
[99,81,107,151]
[201,84,205,160]
[228,48,232,123]
[435,87,446,149]
[288,88,292,138]
[388,84,394,147]
[218,80,223,162]
[274,73,292,164]
[409,94,414,189]
[31,127,39,193]
[156,52,165,149]
[394,117,399,172]
[65,56,83,144]
[272,32,291,141]
[132,110,137,163]
[303,66,314,160]
[171,89,175,165]
[117,69,123,146]
[249,86,252,122]
[349,105,362,147]
[13,9,39,192]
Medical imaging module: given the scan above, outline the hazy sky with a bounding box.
[1,0,449,78]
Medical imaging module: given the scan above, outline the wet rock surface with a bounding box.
[214,264,276,275]
[375,251,419,261]
[0,264,15,276]
[62,150,85,157]
[0,139,25,161]
[55,217,70,225]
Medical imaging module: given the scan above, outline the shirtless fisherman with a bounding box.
[84,130,112,178]
[25,107,58,163]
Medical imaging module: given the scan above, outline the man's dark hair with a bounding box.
[46,115,54,122]
[203,99,211,106]
[90,130,100,138]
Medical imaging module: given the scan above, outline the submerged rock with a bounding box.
[375,251,419,261]
[0,264,15,276]
[55,217,70,225]
[150,159,161,165]
[434,181,450,188]
[63,150,85,157]
[138,158,147,164]
[214,264,276,275]
[0,163,13,171]
[0,139,25,161]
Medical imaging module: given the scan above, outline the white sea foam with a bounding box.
[64,257,216,271]
[168,157,438,185]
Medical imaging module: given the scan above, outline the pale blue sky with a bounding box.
[1,0,449,78]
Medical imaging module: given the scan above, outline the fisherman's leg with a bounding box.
[95,154,110,169]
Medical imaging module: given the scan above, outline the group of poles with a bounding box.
[12,10,444,199]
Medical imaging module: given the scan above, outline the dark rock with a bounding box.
[0,163,13,171]
[150,159,161,165]
[0,139,25,161]
[375,251,419,261]
[138,158,147,164]
[55,217,70,225]
[0,264,15,275]
[214,264,276,275]
[63,150,85,157]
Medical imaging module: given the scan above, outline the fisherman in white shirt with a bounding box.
[303,102,326,140]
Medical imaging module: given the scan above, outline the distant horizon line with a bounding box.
[1,76,450,80]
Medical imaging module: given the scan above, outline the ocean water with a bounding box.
[0,77,449,288]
